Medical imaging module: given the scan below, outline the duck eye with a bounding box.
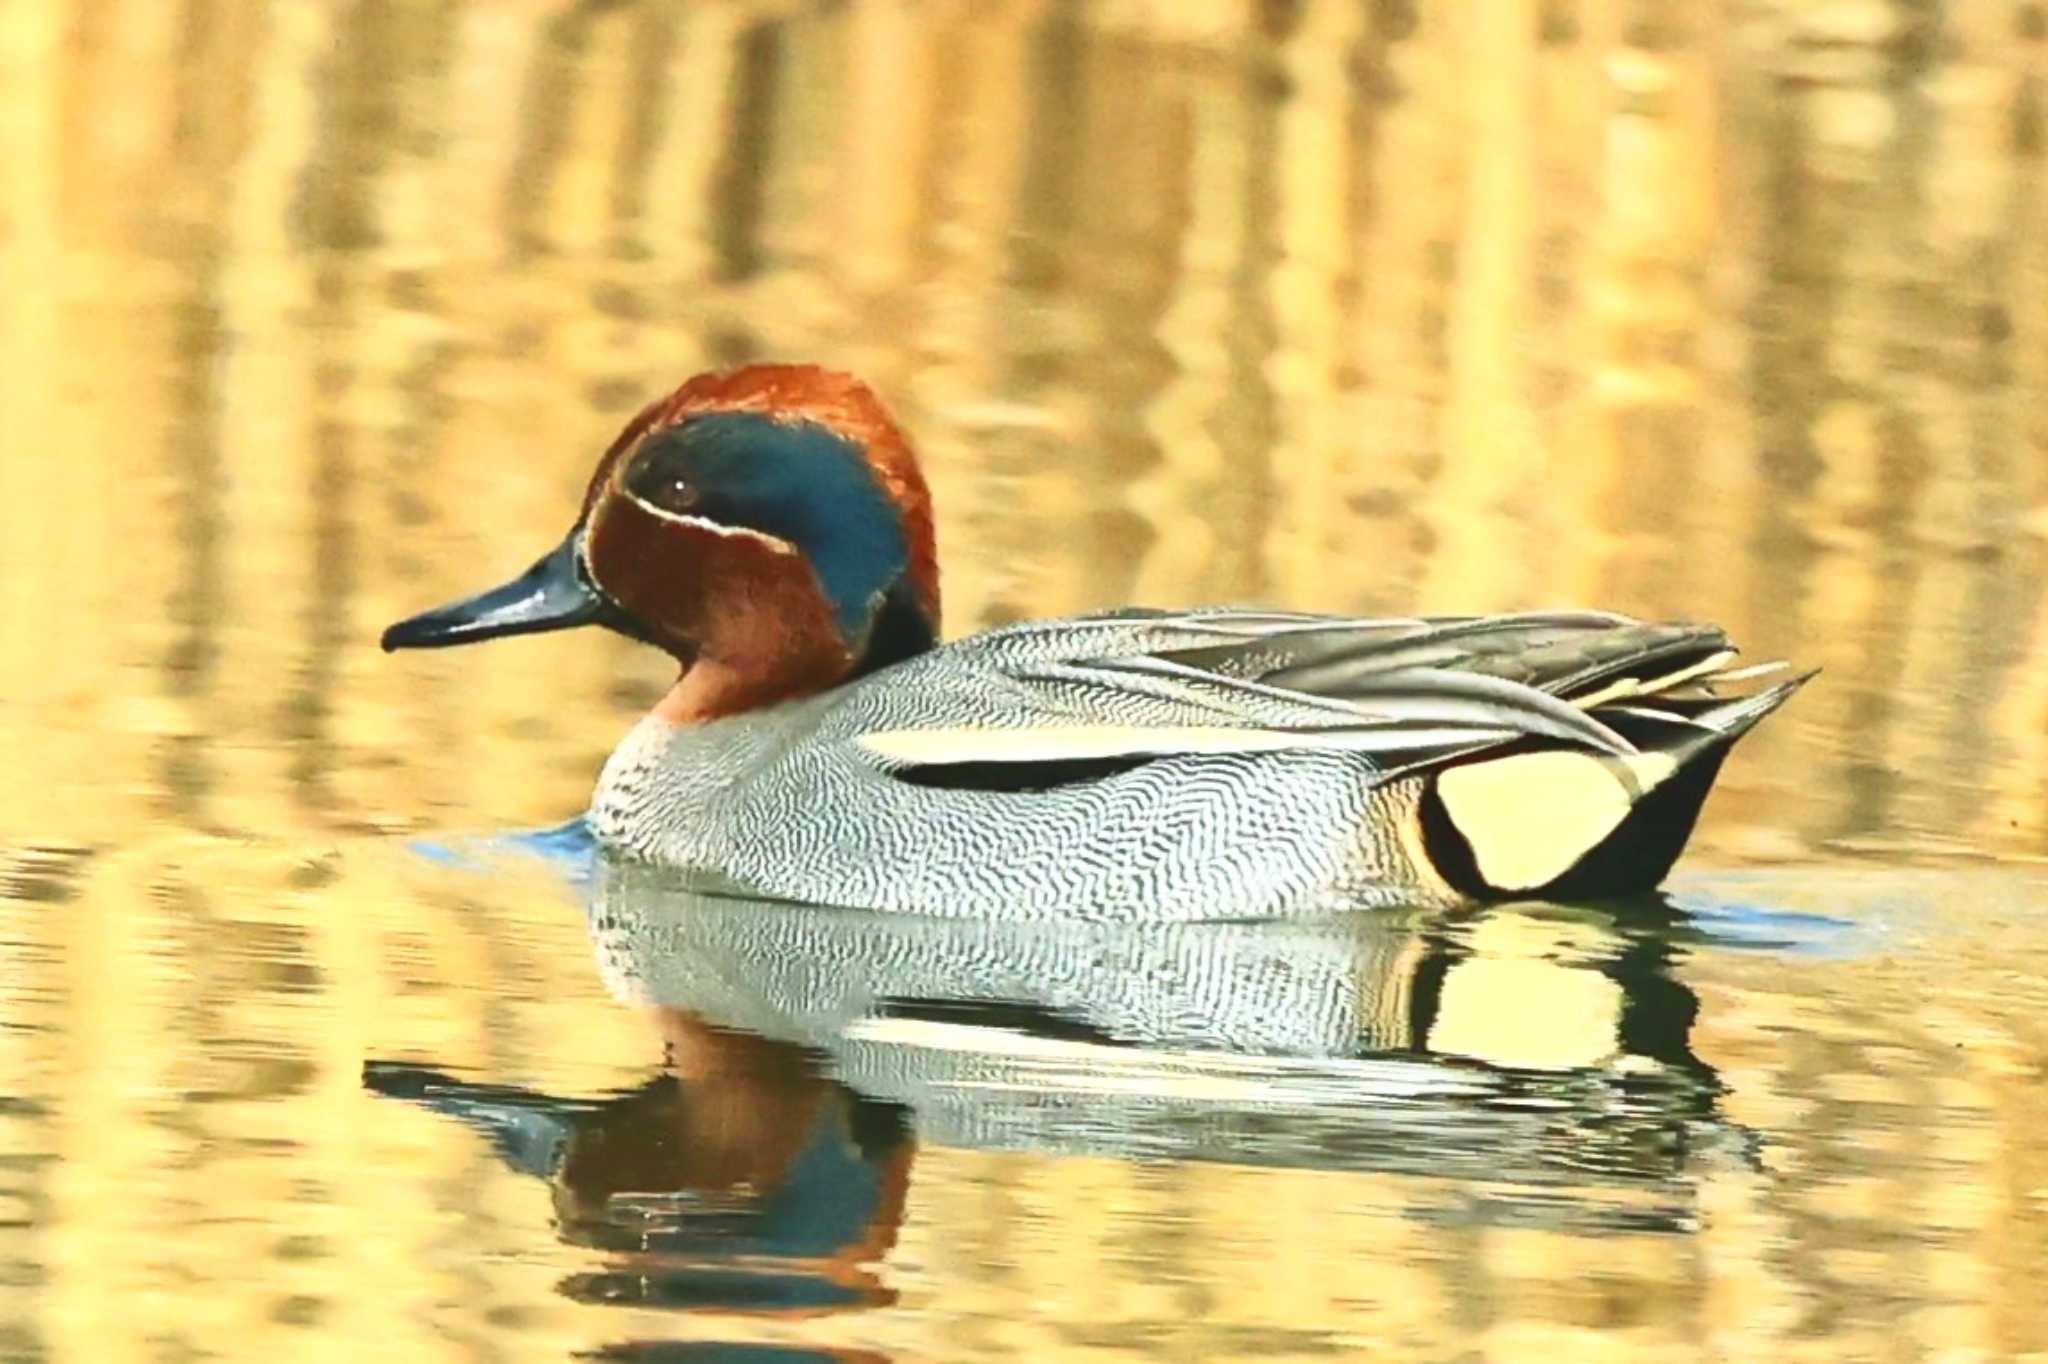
[624,438,700,513]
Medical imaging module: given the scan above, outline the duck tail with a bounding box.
[1544,669,1814,897]
[1416,666,1814,900]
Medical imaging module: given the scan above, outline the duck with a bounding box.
[382,364,1811,919]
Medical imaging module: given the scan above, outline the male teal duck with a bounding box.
[383,365,1810,919]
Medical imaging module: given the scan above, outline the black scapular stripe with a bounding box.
[888,752,1163,793]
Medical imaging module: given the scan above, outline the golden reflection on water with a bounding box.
[2,0,2047,1359]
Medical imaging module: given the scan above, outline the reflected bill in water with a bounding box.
[368,848,1755,1345]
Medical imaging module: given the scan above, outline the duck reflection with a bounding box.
[367,851,1748,1334]
[364,1013,910,1314]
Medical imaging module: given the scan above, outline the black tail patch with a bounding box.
[1418,741,1733,901]
[1541,745,1729,899]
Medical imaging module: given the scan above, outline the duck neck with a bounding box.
[652,644,849,725]
[649,577,938,725]
[847,576,939,679]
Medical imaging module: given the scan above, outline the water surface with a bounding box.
[2,1,2046,1359]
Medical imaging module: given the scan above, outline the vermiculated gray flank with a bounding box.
[590,608,1807,919]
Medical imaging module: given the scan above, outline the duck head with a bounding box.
[382,365,940,719]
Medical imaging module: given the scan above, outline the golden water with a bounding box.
[1,1,2046,1358]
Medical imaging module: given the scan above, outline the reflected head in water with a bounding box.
[381,365,1811,916]
[363,1016,912,1315]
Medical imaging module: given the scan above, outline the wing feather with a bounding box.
[848,608,1796,784]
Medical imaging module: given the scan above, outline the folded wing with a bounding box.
[856,609,1802,778]
[849,609,1809,896]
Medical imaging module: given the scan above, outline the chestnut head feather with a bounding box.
[382,365,941,716]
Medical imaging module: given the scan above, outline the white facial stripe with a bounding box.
[620,492,799,555]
